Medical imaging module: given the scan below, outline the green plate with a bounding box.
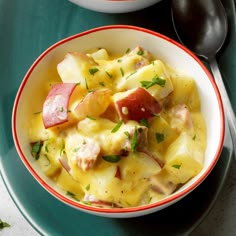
[0,0,235,235]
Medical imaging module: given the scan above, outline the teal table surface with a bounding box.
[0,0,235,235]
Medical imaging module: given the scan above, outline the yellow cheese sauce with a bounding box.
[29,46,206,208]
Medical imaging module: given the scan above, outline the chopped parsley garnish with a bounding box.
[44,138,52,153]
[31,141,43,160]
[111,120,123,133]
[125,48,131,54]
[140,75,166,89]
[117,59,122,63]
[34,111,41,115]
[60,141,65,156]
[86,184,90,191]
[120,67,124,77]
[0,219,10,229]
[140,118,149,127]
[137,49,144,55]
[99,81,105,87]
[86,115,96,120]
[102,155,121,163]
[45,145,49,153]
[66,191,75,196]
[126,71,137,80]
[155,132,164,143]
[192,134,196,140]
[44,154,51,165]
[85,78,89,90]
[66,191,79,201]
[66,191,75,197]
[60,148,65,156]
[89,67,99,75]
[172,164,182,169]
[105,71,112,78]
[148,197,153,203]
[152,113,160,117]
[131,126,138,152]
[124,131,130,139]
[59,106,64,112]
[81,200,91,205]
[72,147,80,152]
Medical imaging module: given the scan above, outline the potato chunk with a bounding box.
[57,52,115,91]
[89,48,109,61]
[116,60,173,100]
[148,115,179,157]
[164,132,204,183]
[77,118,148,156]
[74,89,112,120]
[57,52,97,84]
[169,75,201,111]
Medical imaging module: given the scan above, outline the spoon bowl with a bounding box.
[172,0,228,59]
[172,0,236,157]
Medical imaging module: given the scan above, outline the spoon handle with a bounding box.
[209,57,236,157]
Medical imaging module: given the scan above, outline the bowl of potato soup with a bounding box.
[12,25,224,218]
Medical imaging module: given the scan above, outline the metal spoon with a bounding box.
[171,0,236,156]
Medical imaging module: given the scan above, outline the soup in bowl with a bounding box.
[12,25,224,218]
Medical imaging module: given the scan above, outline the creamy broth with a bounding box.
[29,46,206,208]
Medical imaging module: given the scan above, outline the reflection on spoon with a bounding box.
[171,0,236,157]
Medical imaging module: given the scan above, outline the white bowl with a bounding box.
[12,25,224,218]
[69,0,161,13]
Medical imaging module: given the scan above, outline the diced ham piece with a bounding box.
[83,194,121,208]
[169,104,193,132]
[114,87,161,123]
[42,83,77,128]
[74,138,101,171]
[127,46,154,62]
[150,170,177,195]
[65,131,101,171]
[135,59,149,70]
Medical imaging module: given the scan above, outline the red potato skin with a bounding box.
[88,200,121,208]
[42,83,77,128]
[58,156,71,173]
[83,194,121,208]
[115,87,161,123]
[114,166,122,179]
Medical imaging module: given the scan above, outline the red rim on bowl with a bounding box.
[12,25,225,216]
